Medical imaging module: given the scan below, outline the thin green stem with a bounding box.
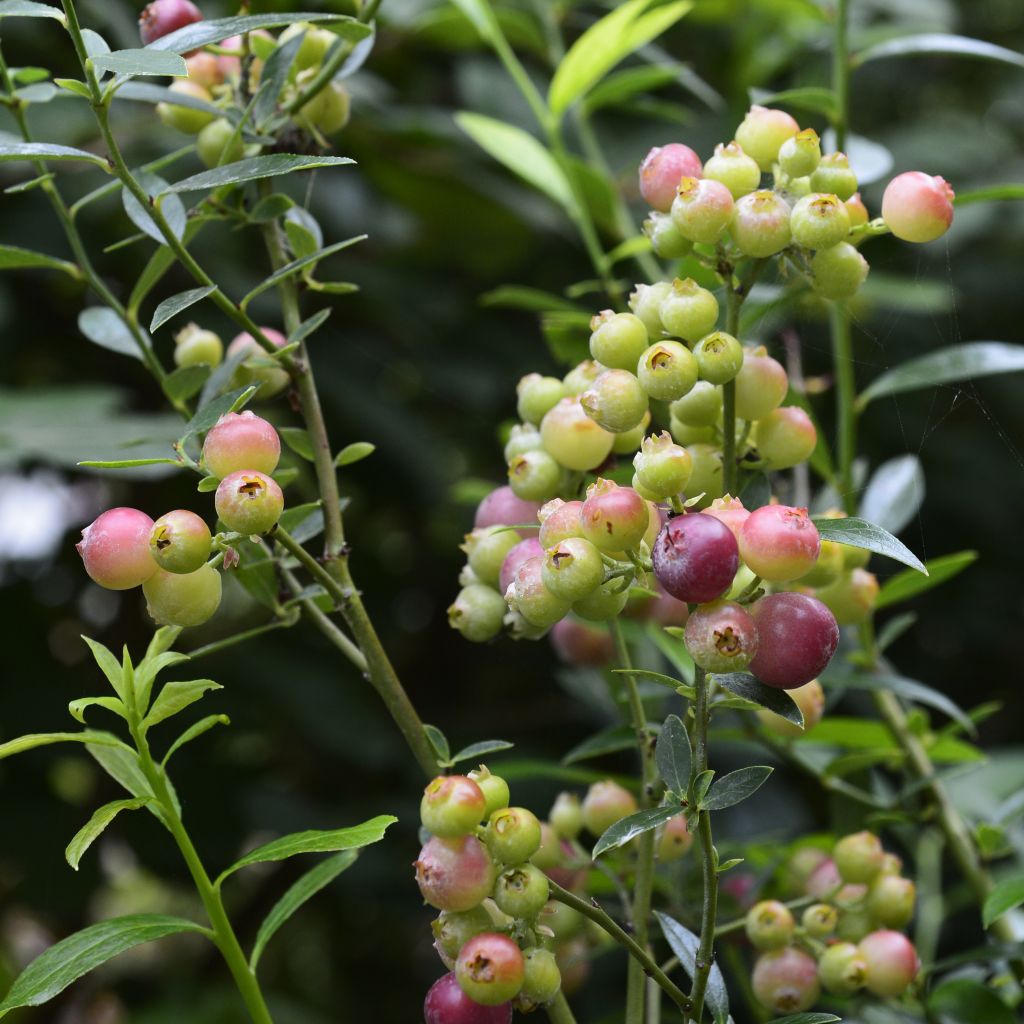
[829,304,857,513]
[722,281,744,496]
[613,618,657,1024]
[832,0,849,151]
[548,879,689,1013]
[545,991,580,1024]
[186,613,299,662]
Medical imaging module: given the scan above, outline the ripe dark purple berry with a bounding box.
[424,972,512,1024]
[77,507,157,590]
[415,835,496,912]
[139,0,202,45]
[749,592,839,689]
[652,513,739,604]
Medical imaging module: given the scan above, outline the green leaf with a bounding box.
[583,63,683,114]
[134,650,190,711]
[240,235,366,310]
[0,730,125,761]
[162,714,230,767]
[448,0,500,44]
[163,364,211,403]
[0,243,78,277]
[654,911,729,1024]
[291,308,332,345]
[750,85,838,120]
[279,426,315,462]
[875,551,977,610]
[562,725,636,765]
[982,874,1024,928]
[655,714,690,796]
[82,636,128,700]
[859,454,924,536]
[180,386,254,443]
[424,724,450,765]
[78,307,143,361]
[335,441,375,467]
[65,797,150,871]
[955,184,1024,206]
[0,142,106,166]
[67,696,126,725]
[165,155,355,195]
[813,516,926,574]
[249,850,358,970]
[853,33,1024,72]
[76,457,179,470]
[858,342,1024,409]
[767,1016,841,1024]
[610,667,693,695]
[87,744,157,805]
[449,740,514,766]
[147,12,371,54]
[252,32,304,127]
[927,978,1017,1024]
[827,671,973,733]
[592,805,678,858]
[479,285,582,314]
[797,717,983,763]
[548,0,693,117]
[715,673,802,726]
[150,286,216,333]
[249,192,295,222]
[455,112,575,212]
[0,914,208,1013]
[115,80,223,117]
[216,815,397,886]
[144,680,221,730]
[92,49,186,78]
[122,173,187,244]
[0,1,66,20]
[702,765,772,811]
[197,475,219,492]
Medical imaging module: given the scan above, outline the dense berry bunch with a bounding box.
[76,410,286,627]
[744,831,919,1013]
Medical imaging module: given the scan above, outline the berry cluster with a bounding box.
[173,321,290,389]
[746,831,919,1013]
[76,410,285,627]
[141,0,350,164]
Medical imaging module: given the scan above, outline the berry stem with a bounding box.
[547,879,690,1012]
[544,991,580,1024]
[832,0,850,152]
[187,611,301,663]
[721,280,744,496]
[829,303,857,513]
[613,617,658,1024]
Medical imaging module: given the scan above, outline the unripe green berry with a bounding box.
[628,281,673,338]
[149,510,212,574]
[214,470,284,535]
[790,192,852,250]
[549,792,583,840]
[517,373,567,425]
[670,176,734,244]
[540,398,614,472]
[456,932,525,1005]
[431,906,494,960]
[508,449,562,502]
[467,766,511,817]
[802,901,839,938]
[745,899,796,950]
[755,406,817,469]
[572,578,630,620]
[297,80,350,135]
[633,431,693,498]
[730,189,792,257]
[643,211,692,258]
[529,822,563,871]
[173,323,223,368]
[779,128,821,178]
[449,584,506,642]
[815,568,879,626]
[504,424,543,462]
[197,117,244,168]
[693,331,744,385]
[867,873,915,929]
[227,327,290,397]
[819,941,867,995]
[757,678,825,738]
[611,411,651,454]
[143,565,222,627]
[735,105,799,171]
[279,22,337,72]
[669,419,714,446]
[486,806,543,864]
[421,775,488,838]
[834,831,884,884]
[846,191,869,232]
[493,863,549,919]
[670,380,722,427]
[582,780,637,836]
[734,346,788,421]
[157,80,216,134]
[580,369,649,433]
[703,141,762,198]
[685,443,725,503]
[463,526,522,588]
[589,311,649,371]
[810,151,858,201]
[542,537,605,602]
[562,359,603,395]
[658,278,719,343]
[637,341,698,402]
[519,947,561,1006]
[508,556,570,629]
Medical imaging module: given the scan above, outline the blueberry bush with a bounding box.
[0,1,1022,1022]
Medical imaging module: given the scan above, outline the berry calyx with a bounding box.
[633,432,693,499]
[421,775,488,838]
[456,933,525,1006]
[142,565,222,627]
[637,340,699,402]
[539,398,614,472]
[670,177,735,244]
[203,411,281,479]
[76,507,157,590]
[703,141,762,198]
[580,480,650,554]
[693,331,744,385]
[752,946,820,1013]
[735,105,799,171]
[745,900,796,950]
[778,128,821,178]
[448,585,506,643]
[658,278,719,343]
[749,592,839,689]
[582,780,638,836]
[833,830,884,884]
[416,835,496,912]
[653,513,739,603]
[739,504,821,582]
[139,0,201,45]
[881,171,954,243]
[424,972,512,1024]
[639,143,703,211]
[684,599,759,673]
[149,510,212,574]
[858,930,918,997]
[214,470,284,535]
[730,189,792,257]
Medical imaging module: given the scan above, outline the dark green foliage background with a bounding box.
[0,1,1021,1021]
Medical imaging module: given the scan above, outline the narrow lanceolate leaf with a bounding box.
[857,342,1024,408]
[654,912,730,1024]
[144,680,222,730]
[82,636,127,700]
[0,915,208,1013]
[115,81,223,117]
[548,0,693,116]
[65,797,150,870]
[767,1015,841,1024]
[249,850,358,969]
[875,550,977,610]
[292,308,332,345]
[150,286,216,333]
[164,155,355,195]
[828,671,973,733]
[926,978,1017,1024]
[122,173,186,244]
[562,725,635,765]
[91,49,186,78]
[77,457,180,470]
[702,766,772,811]
[0,731,126,761]
[655,714,690,797]
[162,364,210,403]
[335,441,375,467]
[592,807,679,858]
[424,724,450,765]
[750,85,838,119]
[67,696,127,725]
[859,454,924,537]
[455,112,575,212]
[853,32,1024,72]
[714,673,803,726]
[147,13,371,54]
[78,307,143,361]
[449,740,514,766]
[280,426,315,462]
[162,714,231,767]
[982,874,1024,928]
[240,236,366,309]
[0,1,67,21]
[813,516,926,574]
[0,142,106,166]
[216,815,398,885]
[0,244,79,277]
[134,650,190,711]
